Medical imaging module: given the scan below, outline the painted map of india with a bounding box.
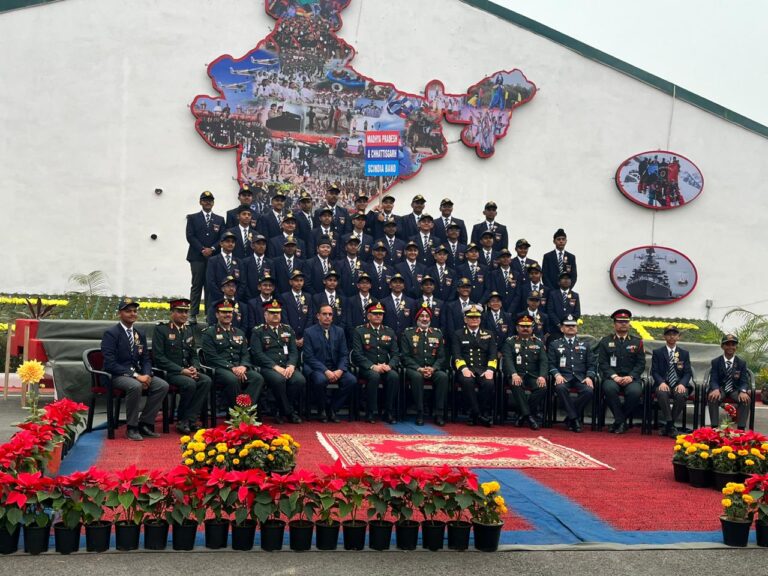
[191,0,536,206]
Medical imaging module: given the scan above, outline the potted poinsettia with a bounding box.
[80,468,112,553]
[223,469,265,550]
[165,466,208,550]
[418,467,451,551]
[139,469,172,550]
[15,471,55,555]
[49,471,90,554]
[470,479,507,552]
[745,473,768,547]
[365,467,397,551]
[284,470,319,551]
[257,472,290,551]
[104,465,150,551]
[720,482,754,547]
[388,466,423,551]
[443,467,479,550]
[313,475,344,550]
[201,466,232,549]
[324,460,369,551]
[0,471,24,554]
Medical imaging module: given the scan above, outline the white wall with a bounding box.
[0,0,765,324]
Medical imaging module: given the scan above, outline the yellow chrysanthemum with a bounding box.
[207,449,216,456]
[232,458,240,465]
[294,441,301,448]
[216,454,226,463]
[722,498,733,508]
[16,360,46,385]
[738,449,749,456]
[727,453,737,460]
[493,495,505,506]
[685,447,697,455]
[751,448,761,456]
[481,481,500,495]
[195,452,205,462]
[674,445,682,452]
[182,450,192,458]
[184,458,194,466]
[745,459,755,466]
[179,435,191,444]
[734,484,745,493]
[711,448,722,455]
[216,443,228,453]
[761,444,768,452]
[229,448,236,454]
[722,446,733,453]
[267,454,274,461]
[743,494,755,504]
[722,487,734,495]
[283,446,292,453]
[239,449,249,458]
[699,452,709,459]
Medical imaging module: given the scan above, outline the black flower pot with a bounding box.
[395,520,419,550]
[23,523,51,555]
[143,519,169,550]
[289,519,314,551]
[672,461,689,483]
[687,466,713,488]
[368,520,393,551]
[231,520,256,551]
[447,520,472,551]
[342,520,366,551]
[260,519,286,551]
[421,520,445,551]
[0,525,20,555]
[756,519,768,547]
[472,521,502,552]
[315,520,340,550]
[85,521,112,552]
[713,471,741,491]
[172,520,198,551]
[720,516,752,547]
[54,522,81,555]
[204,518,229,549]
[115,521,140,551]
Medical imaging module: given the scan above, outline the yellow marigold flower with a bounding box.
[711,448,722,455]
[728,453,737,460]
[216,454,226,463]
[499,505,508,514]
[751,448,761,456]
[194,443,206,452]
[194,430,205,441]
[761,444,768,452]
[184,458,194,466]
[758,454,766,460]
[722,446,733,453]
[239,449,249,458]
[232,458,240,465]
[270,446,276,451]
[481,481,500,495]
[743,494,755,503]
[699,452,709,459]
[685,447,697,455]
[283,446,292,453]
[207,449,216,456]
[267,454,274,461]
[16,360,46,385]
[179,435,191,444]
[229,448,236,454]
[674,445,682,452]
[722,498,732,508]
[195,452,205,462]
[216,443,228,453]
[738,449,749,456]
[294,441,301,448]
[683,441,692,448]
[182,450,192,458]
[206,459,212,465]
[734,484,745,493]
[722,487,734,495]
[493,496,505,506]
[746,459,755,466]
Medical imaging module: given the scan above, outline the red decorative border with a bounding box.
[609,245,698,306]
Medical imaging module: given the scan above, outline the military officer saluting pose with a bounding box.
[401,304,448,426]
[152,298,212,435]
[547,315,595,433]
[250,300,305,424]
[351,302,401,424]
[202,301,264,410]
[502,315,548,430]
[597,309,646,434]
[452,304,498,427]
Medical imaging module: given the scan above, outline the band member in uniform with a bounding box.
[542,228,577,290]
[186,191,225,325]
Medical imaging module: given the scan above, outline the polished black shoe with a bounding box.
[477,414,492,428]
[365,413,377,424]
[415,415,425,426]
[613,422,628,435]
[126,428,144,442]
[327,410,341,424]
[526,415,539,431]
[175,421,192,435]
[288,414,303,424]
[434,416,445,427]
[319,414,329,424]
[385,413,397,425]
[274,415,285,425]
[138,424,160,438]
[663,424,679,438]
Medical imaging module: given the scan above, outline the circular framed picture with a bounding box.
[610,246,698,305]
[615,150,703,210]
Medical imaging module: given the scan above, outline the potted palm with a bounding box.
[720,482,754,547]
[470,480,507,552]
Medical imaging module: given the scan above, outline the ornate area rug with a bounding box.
[317,433,613,470]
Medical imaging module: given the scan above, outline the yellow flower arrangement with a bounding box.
[721,483,753,520]
[721,498,732,507]
[17,360,46,385]
[473,480,506,524]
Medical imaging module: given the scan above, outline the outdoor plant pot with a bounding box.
[713,470,741,491]
[231,520,256,551]
[260,519,286,551]
[447,520,472,550]
[720,516,752,547]
[315,520,340,550]
[672,461,688,483]
[395,520,419,550]
[756,519,768,547]
[172,520,198,551]
[143,519,169,550]
[54,522,81,555]
[368,519,393,551]
[0,525,20,555]
[472,521,502,552]
[45,443,64,476]
[686,466,712,488]
[204,518,229,550]
[421,520,445,551]
[85,521,112,552]
[342,519,366,551]
[23,524,51,555]
[289,519,314,551]
[115,521,140,551]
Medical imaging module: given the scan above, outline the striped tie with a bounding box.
[723,360,734,394]
[667,351,678,386]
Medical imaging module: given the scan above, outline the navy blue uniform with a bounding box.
[542,250,578,290]
[546,290,582,339]
[424,265,458,302]
[382,293,416,338]
[455,262,488,303]
[471,222,508,251]
[271,255,308,294]
[433,216,468,245]
[280,290,315,342]
[374,235,406,267]
[240,255,274,301]
[395,261,427,300]
[205,252,242,308]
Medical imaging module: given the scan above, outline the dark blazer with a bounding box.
[305,256,333,295]
[367,211,400,241]
[545,289,581,330]
[478,248,501,270]
[451,326,498,372]
[257,210,285,240]
[651,346,693,389]
[368,261,396,300]
[280,290,315,341]
[455,262,489,303]
[294,211,315,245]
[542,250,578,290]
[424,265,457,302]
[185,211,224,262]
[518,282,549,314]
[443,299,473,344]
[268,234,307,259]
[373,235,406,267]
[395,260,427,299]
[433,216,468,245]
[227,225,259,260]
[708,355,749,392]
[335,257,374,298]
[382,293,416,337]
[470,221,508,251]
[206,252,242,305]
[344,294,379,343]
[314,205,351,234]
[302,323,349,374]
[247,296,276,335]
[486,267,520,311]
[240,255,274,301]
[101,323,151,377]
[480,310,514,349]
[444,241,468,270]
[409,233,437,267]
[312,292,348,330]
[309,227,339,259]
[510,257,538,284]
[225,205,258,229]
[272,255,308,294]
[338,232,374,261]
[398,213,422,241]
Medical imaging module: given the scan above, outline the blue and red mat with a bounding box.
[61,419,730,547]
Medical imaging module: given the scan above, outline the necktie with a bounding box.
[562,291,568,306]
[126,328,135,352]
[444,218,450,229]
[362,296,369,309]
[322,259,328,275]
[377,265,383,280]
[438,267,445,283]
[558,251,564,273]
[295,293,302,308]
[486,252,492,266]
[388,238,394,253]
[226,254,232,272]
[667,350,678,386]
[256,257,262,276]
[276,212,282,225]
[723,360,734,394]
[409,262,415,275]
[471,264,477,281]
[394,296,401,311]
[494,312,500,325]
[205,213,211,228]
[306,213,313,229]
[451,243,457,257]
[349,259,356,271]
[329,294,336,308]
[324,329,330,341]
[287,258,293,273]
[423,235,429,249]
[242,228,249,245]
[567,338,574,349]
[503,269,509,282]
[487,222,493,231]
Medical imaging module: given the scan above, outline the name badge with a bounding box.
[283,345,289,355]
[516,355,522,365]
[168,333,176,340]
[610,355,617,368]
[560,356,567,368]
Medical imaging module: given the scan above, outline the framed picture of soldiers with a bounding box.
[609,246,698,305]
[615,150,703,210]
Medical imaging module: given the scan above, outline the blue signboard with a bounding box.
[365,161,400,176]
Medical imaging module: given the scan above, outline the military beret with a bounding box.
[289,270,306,279]
[318,207,334,216]
[457,277,472,287]
[283,235,297,245]
[351,211,367,220]
[420,275,436,284]
[527,290,542,300]
[382,194,395,202]
[250,234,267,244]
[527,262,542,272]
[235,204,252,214]
[327,182,341,192]
[433,244,449,254]
[412,194,426,203]
[663,325,680,335]
[356,272,372,283]
[238,187,253,196]
[484,201,497,210]
[372,241,387,250]
[259,275,275,285]
[388,273,406,284]
[317,235,333,247]
[272,190,287,200]
[282,211,297,222]
[419,212,433,221]
[324,269,340,279]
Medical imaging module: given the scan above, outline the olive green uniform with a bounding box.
[250,323,305,418]
[400,326,448,418]
[501,335,548,418]
[201,324,263,409]
[351,323,400,418]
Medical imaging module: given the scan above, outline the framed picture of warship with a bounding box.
[610,246,698,305]
[615,150,703,210]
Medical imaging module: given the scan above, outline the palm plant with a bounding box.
[67,271,110,319]
[721,308,768,371]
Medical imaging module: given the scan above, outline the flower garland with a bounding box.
[630,320,699,341]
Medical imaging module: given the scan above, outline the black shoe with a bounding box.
[385,413,397,425]
[663,424,679,438]
[526,415,539,431]
[126,428,144,442]
[365,413,377,424]
[415,414,425,426]
[516,415,530,428]
[288,414,303,424]
[613,422,628,435]
[434,416,445,427]
[468,414,478,426]
[327,410,341,424]
[567,419,582,433]
[175,421,192,435]
[274,415,285,425]
[477,414,492,428]
[138,424,160,438]
[319,414,329,424]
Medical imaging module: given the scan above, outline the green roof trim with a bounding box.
[0,0,62,14]
[462,0,768,139]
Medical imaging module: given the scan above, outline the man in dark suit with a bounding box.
[367,193,399,240]
[486,249,519,311]
[309,208,339,258]
[339,211,374,262]
[651,325,693,437]
[444,278,474,346]
[452,304,497,427]
[257,190,287,240]
[433,198,468,245]
[241,235,273,301]
[227,205,259,260]
[305,236,334,295]
[410,213,437,267]
[246,275,277,333]
[335,236,372,297]
[545,272,581,341]
[478,231,501,270]
[542,228,578,290]
[510,239,538,284]
[294,190,315,246]
[397,194,427,240]
[415,276,447,333]
[518,262,548,314]
[425,245,457,302]
[382,273,416,338]
[101,299,169,441]
[302,304,356,422]
[517,291,550,341]
[268,212,307,259]
[271,236,307,294]
[314,182,351,234]
[186,190,224,324]
[344,273,377,343]
[312,269,347,331]
[470,201,508,251]
[280,270,314,347]
[444,222,467,270]
[375,217,405,268]
[225,187,257,228]
[205,231,242,312]
[455,244,489,304]
[395,241,427,299]
[369,242,396,300]
[481,292,513,349]
[548,315,595,432]
[707,333,751,430]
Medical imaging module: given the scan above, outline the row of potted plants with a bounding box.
[0,462,507,554]
[718,475,768,547]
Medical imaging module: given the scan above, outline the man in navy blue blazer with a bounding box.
[280,270,315,347]
[186,190,225,324]
[470,201,508,251]
[651,325,693,437]
[101,299,169,441]
[302,304,356,422]
[542,228,578,290]
[433,198,468,245]
[707,333,751,429]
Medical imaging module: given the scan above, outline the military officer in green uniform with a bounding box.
[201,300,264,411]
[351,301,401,424]
[250,300,304,424]
[400,304,448,426]
[452,304,498,427]
[152,298,212,434]
[597,308,646,434]
[502,315,548,430]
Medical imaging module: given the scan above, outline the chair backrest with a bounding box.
[84,348,104,372]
